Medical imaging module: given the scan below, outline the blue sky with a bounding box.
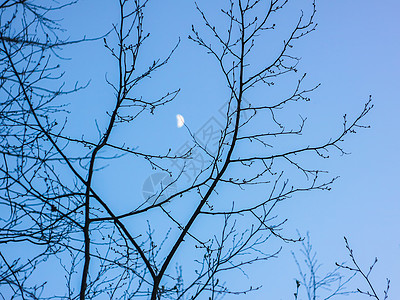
[39,0,400,298]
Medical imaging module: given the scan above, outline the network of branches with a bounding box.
[0,1,385,300]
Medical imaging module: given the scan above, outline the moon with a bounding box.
[176,114,184,128]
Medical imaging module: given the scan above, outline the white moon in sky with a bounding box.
[176,114,185,128]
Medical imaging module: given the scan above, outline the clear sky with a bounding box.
[17,0,399,299]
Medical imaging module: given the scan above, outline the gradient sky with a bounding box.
[36,0,400,298]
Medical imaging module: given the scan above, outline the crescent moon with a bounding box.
[176,114,185,128]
